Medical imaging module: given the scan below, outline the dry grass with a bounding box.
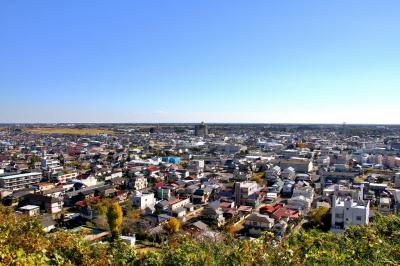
[24,127,114,135]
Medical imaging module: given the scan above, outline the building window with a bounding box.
[356,216,362,221]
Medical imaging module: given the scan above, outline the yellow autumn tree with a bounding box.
[106,202,123,238]
[163,218,181,234]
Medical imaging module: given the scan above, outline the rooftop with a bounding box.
[0,172,41,180]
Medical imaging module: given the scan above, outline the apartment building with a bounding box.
[234,181,260,207]
[271,157,313,173]
[0,172,42,191]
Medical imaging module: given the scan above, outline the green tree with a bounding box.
[29,155,41,169]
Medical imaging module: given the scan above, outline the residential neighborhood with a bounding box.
[1,123,400,249]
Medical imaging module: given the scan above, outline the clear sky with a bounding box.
[1,1,399,124]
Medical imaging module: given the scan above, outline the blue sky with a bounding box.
[1,1,399,123]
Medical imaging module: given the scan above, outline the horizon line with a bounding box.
[1,122,400,126]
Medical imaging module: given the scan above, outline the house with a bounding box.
[23,194,64,214]
[188,220,209,233]
[192,188,212,204]
[378,197,391,215]
[156,187,172,200]
[265,166,281,185]
[331,196,370,230]
[120,235,136,246]
[170,197,191,212]
[73,174,98,188]
[393,190,400,214]
[188,160,205,173]
[33,182,55,192]
[271,158,313,173]
[19,205,40,216]
[172,207,186,220]
[132,192,156,210]
[161,157,181,164]
[268,179,284,194]
[287,186,314,211]
[51,172,78,183]
[201,201,225,227]
[260,203,284,216]
[245,213,274,236]
[105,171,123,180]
[41,158,60,170]
[323,184,364,202]
[155,200,170,213]
[282,167,296,180]
[281,180,296,197]
[127,175,148,191]
[395,173,400,188]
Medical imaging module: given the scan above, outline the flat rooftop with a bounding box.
[0,172,42,180]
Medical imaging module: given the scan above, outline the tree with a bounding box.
[29,155,41,169]
[106,202,123,238]
[250,172,265,186]
[163,218,181,234]
[181,161,188,169]
[1,204,400,265]
[126,208,142,220]
[308,207,331,231]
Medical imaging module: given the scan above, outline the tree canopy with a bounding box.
[0,205,399,265]
[163,218,181,234]
[106,202,123,237]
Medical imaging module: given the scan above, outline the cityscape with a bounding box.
[1,1,400,265]
[0,123,399,264]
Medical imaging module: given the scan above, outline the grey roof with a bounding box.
[192,221,209,231]
[246,213,274,223]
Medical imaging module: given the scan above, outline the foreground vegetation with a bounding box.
[23,127,113,135]
[0,205,399,265]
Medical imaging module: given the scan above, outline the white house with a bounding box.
[395,173,400,188]
[331,196,370,230]
[79,175,97,187]
[120,235,136,246]
[132,192,156,210]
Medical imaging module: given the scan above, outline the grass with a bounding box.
[24,127,114,135]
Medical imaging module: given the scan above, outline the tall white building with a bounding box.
[132,192,155,210]
[395,173,400,188]
[331,196,369,230]
[234,181,259,207]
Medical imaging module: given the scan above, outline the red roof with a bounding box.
[272,207,290,220]
[238,206,253,212]
[169,198,186,205]
[260,203,284,215]
[220,202,233,209]
[147,166,160,172]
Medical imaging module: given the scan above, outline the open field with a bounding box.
[24,127,114,135]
